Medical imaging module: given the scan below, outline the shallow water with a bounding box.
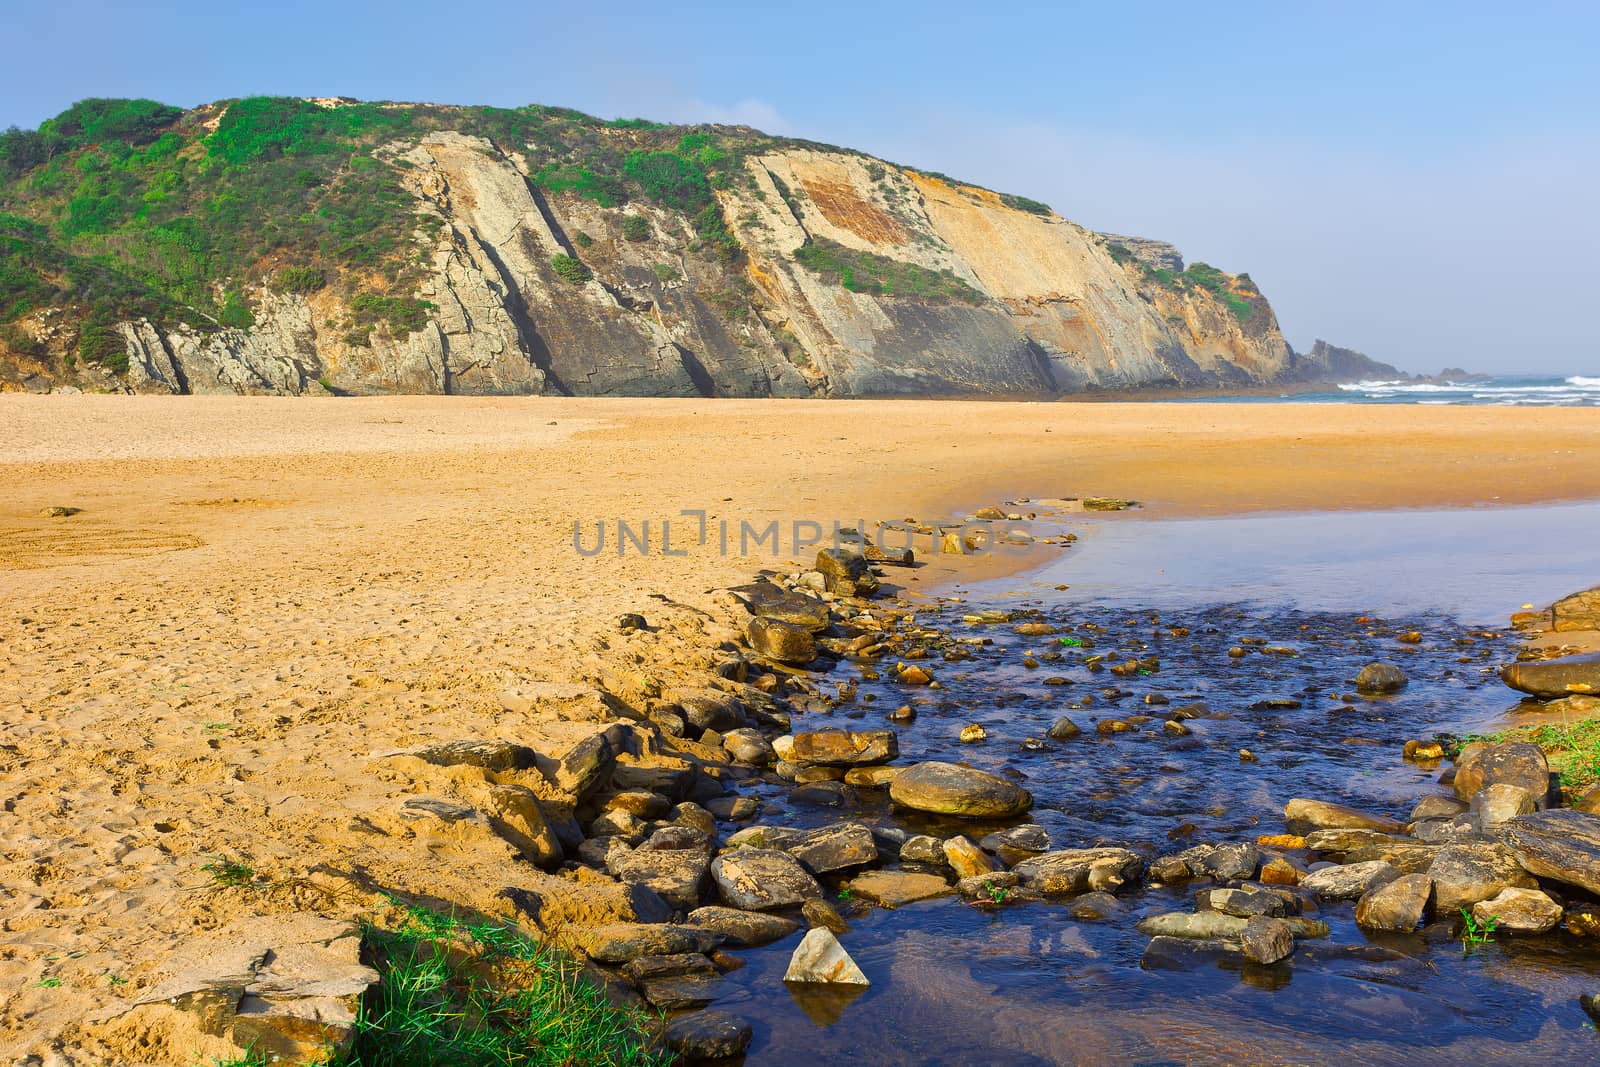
[712,504,1600,1065]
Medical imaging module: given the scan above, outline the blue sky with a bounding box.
[5,1,1597,374]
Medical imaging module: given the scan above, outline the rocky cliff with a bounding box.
[1,98,1296,397]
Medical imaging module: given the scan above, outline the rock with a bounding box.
[846,869,954,908]
[896,663,934,685]
[664,1010,754,1061]
[604,790,672,820]
[615,613,647,631]
[670,689,747,734]
[624,952,716,983]
[1498,809,1600,896]
[1149,855,1196,884]
[407,739,537,772]
[710,849,822,910]
[959,723,988,743]
[1283,798,1406,836]
[784,928,870,985]
[1013,848,1143,895]
[887,704,917,723]
[721,728,774,765]
[1138,912,1329,941]
[746,616,817,665]
[613,830,712,909]
[843,766,900,788]
[1411,816,1479,846]
[1428,842,1539,913]
[942,835,1001,879]
[1304,829,1409,853]
[1576,785,1600,815]
[1410,795,1468,822]
[1181,842,1261,881]
[1344,841,1443,874]
[1355,662,1408,694]
[1452,742,1551,806]
[551,731,618,799]
[1141,935,1237,971]
[815,549,881,598]
[1240,916,1295,964]
[40,505,79,518]
[730,581,832,630]
[1552,586,1600,631]
[1470,783,1536,833]
[725,824,807,851]
[686,907,802,947]
[1068,891,1123,920]
[1300,860,1401,901]
[787,823,880,874]
[115,914,377,1065]
[1472,887,1562,934]
[802,898,851,934]
[1500,651,1600,699]
[1198,886,1286,918]
[1354,873,1433,932]
[980,824,1050,864]
[563,923,720,964]
[1259,856,1305,886]
[889,761,1033,818]
[898,835,948,866]
[484,784,563,867]
[790,729,898,766]
[1404,740,1445,761]
[398,797,480,824]
[1047,716,1082,740]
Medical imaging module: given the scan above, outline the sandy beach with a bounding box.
[2,395,1599,1062]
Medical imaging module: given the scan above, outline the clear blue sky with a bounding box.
[6,1,1597,375]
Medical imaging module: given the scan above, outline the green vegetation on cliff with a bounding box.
[793,237,985,304]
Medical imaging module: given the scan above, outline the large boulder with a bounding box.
[729,581,832,630]
[710,849,822,911]
[665,1010,754,1062]
[1451,742,1551,806]
[563,923,721,964]
[790,729,898,767]
[814,549,880,598]
[1497,808,1600,896]
[685,906,802,947]
[1283,798,1406,836]
[1014,848,1143,895]
[612,828,712,909]
[889,761,1033,818]
[785,823,880,874]
[1500,651,1600,699]
[483,784,564,868]
[1427,842,1539,913]
[1354,873,1433,932]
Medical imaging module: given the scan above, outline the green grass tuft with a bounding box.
[333,901,665,1067]
[793,237,984,305]
[1467,717,1600,790]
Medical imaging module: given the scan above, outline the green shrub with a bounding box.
[349,293,433,336]
[652,263,679,283]
[1000,193,1052,216]
[41,98,182,149]
[792,237,984,304]
[692,204,740,262]
[551,254,592,284]
[531,164,625,206]
[77,320,127,371]
[217,290,255,329]
[623,150,711,214]
[573,231,594,248]
[277,266,327,293]
[620,214,650,242]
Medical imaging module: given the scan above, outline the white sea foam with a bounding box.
[1330,374,1599,405]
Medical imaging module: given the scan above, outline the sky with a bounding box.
[4,1,1597,375]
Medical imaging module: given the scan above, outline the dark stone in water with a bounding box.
[1500,651,1600,699]
[1355,662,1409,694]
[664,1009,753,1061]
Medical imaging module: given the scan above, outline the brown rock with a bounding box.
[1354,873,1433,932]
[1452,742,1551,806]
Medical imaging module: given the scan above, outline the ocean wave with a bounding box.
[1569,375,1600,387]
[1330,374,1600,406]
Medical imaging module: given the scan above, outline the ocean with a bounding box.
[1212,374,1600,406]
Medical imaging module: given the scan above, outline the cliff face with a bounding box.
[0,100,1294,397]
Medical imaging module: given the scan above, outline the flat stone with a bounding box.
[613,838,711,910]
[786,823,880,874]
[1304,828,1410,853]
[1552,586,1600,632]
[1344,841,1443,874]
[1453,742,1551,806]
[1013,848,1143,895]
[664,1009,754,1061]
[1472,886,1563,934]
[1354,873,1433,932]
[846,869,953,908]
[1497,808,1600,896]
[685,906,802,947]
[407,739,537,772]
[1427,842,1539,913]
[1180,842,1261,881]
[784,927,870,985]
[710,849,822,911]
[843,765,900,787]
[1283,798,1406,836]
[1500,651,1600,699]
[730,581,832,630]
[1198,886,1286,918]
[790,729,899,766]
[1300,860,1401,901]
[889,761,1033,818]
[1410,795,1468,822]
[563,923,720,964]
[1138,911,1327,940]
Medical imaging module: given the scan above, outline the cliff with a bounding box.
[1289,339,1407,383]
[0,97,1295,397]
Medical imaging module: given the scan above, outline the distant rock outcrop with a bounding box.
[1289,339,1407,384]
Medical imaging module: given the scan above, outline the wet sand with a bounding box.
[1,395,1598,1061]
